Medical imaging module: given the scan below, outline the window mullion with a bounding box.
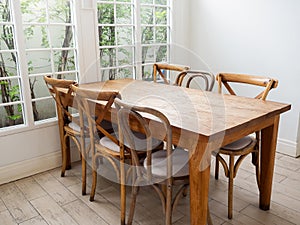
[11,0,35,127]
[134,0,142,80]
[168,0,172,63]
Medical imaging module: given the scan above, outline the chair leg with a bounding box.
[215,154,220,180]
[127,185,139,225]
[182,185,188,197]
[89,157,98,201]
[65,136,72,170]
[228,155,234,219]
[252,151,260,188]
[165,184,172,225]
[61,135,69,177]
[81,153,86,195]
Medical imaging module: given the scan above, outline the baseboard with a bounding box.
[0,151,60,185]
[0,149,81,185]
[0,138,297,186]
[277,138,298,157]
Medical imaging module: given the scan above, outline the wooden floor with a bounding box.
[0,152,299,225]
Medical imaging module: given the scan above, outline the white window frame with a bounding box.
[0,0,171,136]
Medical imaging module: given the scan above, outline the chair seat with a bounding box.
[68,121,81,132]
[222,136,253,151]
[99,132,163,153]
[144,148,189,178]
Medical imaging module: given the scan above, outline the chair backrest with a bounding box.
[71,84,121,146]
[216,73,278,100]
[177,70,215,91]
[114,98,173,181]
[44,75,77,123]
[153,63,190,85]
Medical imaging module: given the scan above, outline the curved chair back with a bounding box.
[114,98,172,180]
[176,70,215,91]
[44,75,77,124]
[71,85,121,146]
[153,63,190,85]
[216,73,278,100]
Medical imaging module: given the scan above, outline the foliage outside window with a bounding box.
[97,0,135,80]
[97,0,170,80]
[0,0,170,130]
[0,0,25,128]
[22,0,78,122]
[140,0,169,80]
[0,0,78,129]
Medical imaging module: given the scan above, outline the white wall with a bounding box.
[0,0,298,186]
[176,0,300,156]
[0,1,95,185]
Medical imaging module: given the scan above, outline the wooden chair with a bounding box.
[115,98,212,225]
[153,63,190,85]
[44,76,88,195]
[215,73,278,219]
[177,70,215,91]
[71,86,164,225]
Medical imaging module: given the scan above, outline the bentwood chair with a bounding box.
[71,85,123,202]
[215,73,278,219]
[115,98,212,225]
[71,85,164,217]
[44,76,88,195]
[153,63,190,85]
[177,70,215,91]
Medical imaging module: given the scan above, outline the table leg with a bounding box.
[189,142,211,225]
[259,115,280,210]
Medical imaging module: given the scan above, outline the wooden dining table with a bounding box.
[62,78,291,225]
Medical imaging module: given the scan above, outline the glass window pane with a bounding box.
[99,26,116,46]
[100,48,116,67]
[142,46,154,63]
[100,68,117,80]
[33,98,56,121]
[141,7,153,24]
[24,25,49,49]
[48,0,71,23]
[0,1,11,23]
[50,25,74,48]
[141,65,153,80]
[155,26,167,43]
[155,7,167,25]
[141,0,153,4]
[53,49,76,72]
[117,67,133,79]
[54,72,77,81]
[116,4,132,24]
[118,47,133,66]
[0,105,24,128]
[26,50,51,74]
[97,3,114,24]
[155,0,167,5]
[29,76,51,99]
[116,27,132,45]
[142,26,154,44]
[0,52,18,75]
[0,78,21,104]
[21,0,47,23]
[155,45,167,62]
[0,25,15,50]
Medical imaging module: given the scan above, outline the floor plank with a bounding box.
[30,195,78,225]
[0,183,38,223]
[0,152,299,225]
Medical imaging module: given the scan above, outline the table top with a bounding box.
[77,79,291,142]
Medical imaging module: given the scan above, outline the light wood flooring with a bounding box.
[0,152,299,225]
